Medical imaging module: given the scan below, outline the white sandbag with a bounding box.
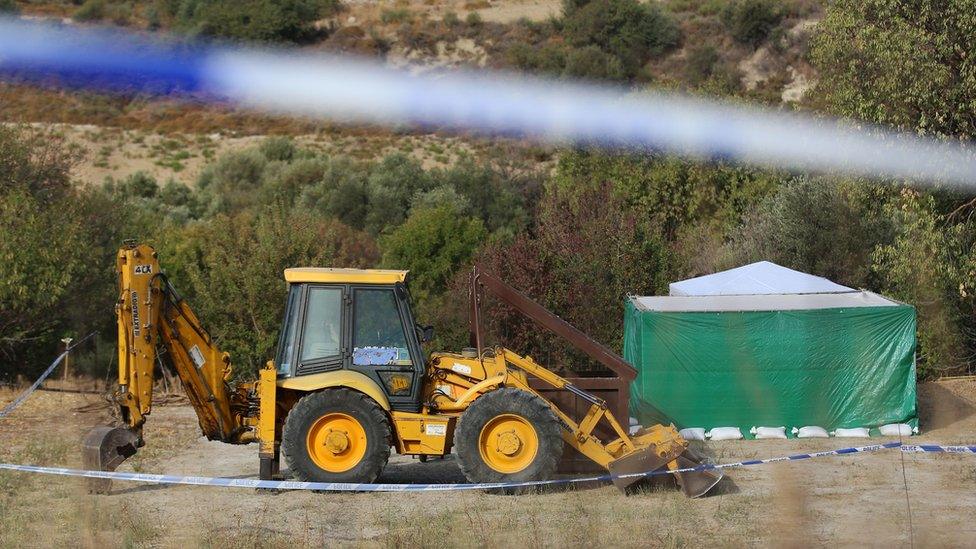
[830,427,871,438]
[628,417,641,434]
[791,426,829,438]
[749,426,787,439]
[679,428,706,441]
[706,427,742,441]
[879,423,917,437]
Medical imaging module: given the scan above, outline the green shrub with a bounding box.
[684,45,719,85]
[120,171,159,198]
[380,7,413,24]
[177,0,327,42]
[259,136,297,162]
[73,0,106,21]
[0,0,20,15]
[722,0,782,48]
[465,11,482,26]
[505,42,568,76]
[197,149,268,213]
[442,11,461,26]
[564,45,626,80]
[561,0,680,77]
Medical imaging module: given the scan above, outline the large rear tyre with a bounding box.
[455,388,563,486]
[282,388,391,483]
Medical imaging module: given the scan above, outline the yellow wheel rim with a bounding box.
[306,412,367,473]
[478,414,539,474]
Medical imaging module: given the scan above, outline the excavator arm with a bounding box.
[84,242,253,492]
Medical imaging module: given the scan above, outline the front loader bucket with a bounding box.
[607,425,724,498]
[670,447,724,498]
[82,426,140,494]
[607,443,677,492]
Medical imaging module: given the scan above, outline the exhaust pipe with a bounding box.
[82,426,141,494]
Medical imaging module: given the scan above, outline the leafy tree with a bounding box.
[299,157,371,228]
[164,207,378,376]
[433,158,535,238]
[363,154,435,235]
[872,190,975,375]
[476,181,667,373]
[729,177,894,288]
[551,149,778,242]
[811,0,976,140]
[378,203,486,352]
[380,203,486,302]
[0,127,121,377]
[0,191,89,368]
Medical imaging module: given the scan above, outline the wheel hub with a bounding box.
[496,431,522,456]
[325,430,350,454]
[306,412,367,473]
[478,413,539,474]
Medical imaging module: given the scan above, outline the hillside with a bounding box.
[2,0,823,135]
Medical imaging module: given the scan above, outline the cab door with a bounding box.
[348,284,425,412]
[276,284,348,377]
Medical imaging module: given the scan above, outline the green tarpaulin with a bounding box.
[624,292,917,437]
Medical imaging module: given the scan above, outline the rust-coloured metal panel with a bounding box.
[469,267,637,381]
[530,376,630,473]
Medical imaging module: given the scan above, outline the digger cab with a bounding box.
[275,268,429,412]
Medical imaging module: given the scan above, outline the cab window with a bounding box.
[300,287,343,362]
[352,288,410,366]
[275,285,302,375]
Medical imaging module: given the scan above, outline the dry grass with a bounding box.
[1,378,976,547]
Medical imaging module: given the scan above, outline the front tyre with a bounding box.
[455,388,563,485]
[282,388,391,483]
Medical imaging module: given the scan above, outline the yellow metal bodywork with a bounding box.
[277,370,391,411]
[389,411,455,455]
[257,363,278,460]
[419,347,687,470]
[114,243,244,443]
[104,242,690,487]
[284,267,408,285]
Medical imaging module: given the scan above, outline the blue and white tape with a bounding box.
[901,444,976,454]
[0,332,96,419]
[4,441,964,493]
[1,18,975,187]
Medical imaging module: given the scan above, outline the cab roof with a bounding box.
[283,268,408,285]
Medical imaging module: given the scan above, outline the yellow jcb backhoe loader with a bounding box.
[84,241,722,497]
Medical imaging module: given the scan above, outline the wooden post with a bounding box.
[61,337,73,386]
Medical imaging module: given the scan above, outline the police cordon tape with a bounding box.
[1,340,974,493]
[0,332,96,419]
[0,441,972,493]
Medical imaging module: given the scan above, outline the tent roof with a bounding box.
[631,291,901,313]
[668,261,854,296]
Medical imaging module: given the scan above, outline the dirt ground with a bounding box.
[1,378,975,548]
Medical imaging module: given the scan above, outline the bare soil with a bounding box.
[1,377,975,547]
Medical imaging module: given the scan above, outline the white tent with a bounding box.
[668,261,854,297]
